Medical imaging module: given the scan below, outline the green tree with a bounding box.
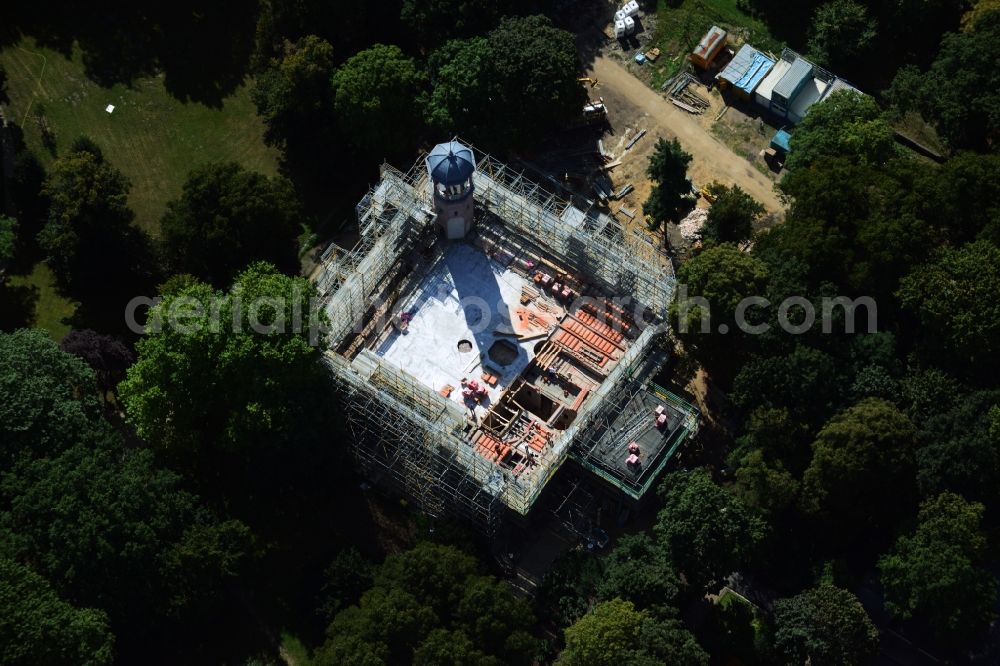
[702,184,765,244]
[879,492,997,644]
[655,468,766,594]
[917,151,1000,244]
[455,577,538,663]
[914,389,1000,510]
[486,15,582,147]
[535,550,606,627]
[732,346,845,430]
[671,243,769,331]
[38,150,133,291]
[897,240,1000,378]
[159,519,257,618]
[0,557,114,666]
[888,11,1000,150]
[252,35,336,150]
[807,0,877,69]
[413,628,500,666]
[763,156,935,302]
[731,448,800,514]
[772,585,879,666]
[317,548,375,622]
[671,243,769,375]
[962,0,1000,30]
[331,44,425,159]
[596,534,681,610]
[644,138,693,229]
[0,328,103,465]
[0,215,16,264]
[69,135,103,161]
[0,436,248,627]
[316,542,537,665]
[118,263,337,519]
[425,37,495,142]
[160,162,301,287]
[556,599,707,666]
[401,0,499,49]
[374,541,478,620]
[37,149,157,328]
[786,91,897,170]
[800,398,918,542]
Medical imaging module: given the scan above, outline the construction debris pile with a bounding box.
[677,207,708,241]
[664,72,711,114]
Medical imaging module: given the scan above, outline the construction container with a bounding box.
[614,20,627,38]
[690,25,727,69]
[621,1,640,18]
[623,16,635,35]
[614,9,627,22]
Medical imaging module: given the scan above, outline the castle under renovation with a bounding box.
[313,140,698,536]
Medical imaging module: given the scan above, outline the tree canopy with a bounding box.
[643,138,693,228]
[401,0,499,49]
[702,184,765,245]
[655,468,766,594]
[0,329,254,661]
[772,585,879,665]
[160,162,301,287]
[486,15,582,147]
[331,44,425,159]
[596,533,681,610]
[251,35,336,150]
[673,244,770,332]
[0,556,114,666]
[424,37,495,142]
[0,328,103,464]
[786,91,898,170]
[37,149,157,329]
[879,492,997,644]
[315,542,537,666]
[889,10,1000,151]
[556,599,707,666]
[807,0,877,69]
[118,263,338,520]
[913,389,1000,510]
[897,239,1000,379]
[800,398,917,542]
[0,215,16,265]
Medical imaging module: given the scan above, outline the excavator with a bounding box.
[577,77,600,88]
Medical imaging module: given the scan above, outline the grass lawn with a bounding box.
[647,0,783,89]
[280,632,313,666]
[0,37,279,235]
[6,262,77,340]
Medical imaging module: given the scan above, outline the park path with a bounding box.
[587,55,784,214]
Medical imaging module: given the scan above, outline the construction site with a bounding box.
[313,139,699,538]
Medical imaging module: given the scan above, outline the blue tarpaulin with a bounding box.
[771,129,792,153]
[717,44,775,95]
[734,52,774,93]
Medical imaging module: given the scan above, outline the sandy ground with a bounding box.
[587,54,783,215]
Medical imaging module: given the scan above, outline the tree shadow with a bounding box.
[0,280,39,331]
[7,1,258,107]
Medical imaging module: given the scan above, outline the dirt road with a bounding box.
[588,55,784,214]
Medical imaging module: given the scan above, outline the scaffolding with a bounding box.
[314,142,685,535]
[571,375,700,501]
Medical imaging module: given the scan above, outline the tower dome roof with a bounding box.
[426,140,475,186]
